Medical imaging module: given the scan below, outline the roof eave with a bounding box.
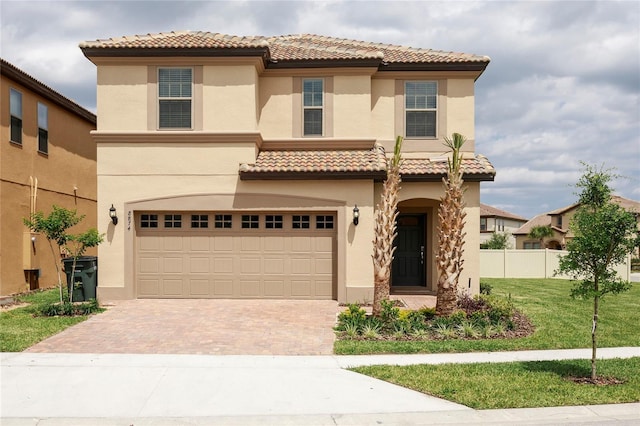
[81,47,271,61]
[400,173,496,183]
[266,58,383,69]
[239,170,386,181]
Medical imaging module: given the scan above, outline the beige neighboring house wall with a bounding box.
[479,203,528,248]
[80,32,495,303]
[513,196,640,250]
[0,59,97,296]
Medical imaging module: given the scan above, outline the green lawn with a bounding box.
[0,289,90,352]
[352,357,640,409]
[335,278,640,354]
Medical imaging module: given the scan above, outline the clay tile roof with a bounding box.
[480,204,528,221]
[240,147,495,181]
[512,214,555,235]
[400,155,496,181]
[239,146,387,179]
[80,32,490,64]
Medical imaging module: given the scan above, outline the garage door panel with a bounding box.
[264,280,285,296]
[162,279,184,296]
[140,258,160,273]
[138,279,160,296]
[213,257,234,273]
[189,279,210,296]
[163,257,183,273]
[189,257,210,273]
[163,236,183,251]
[189,237,211,251]
[137,212,335,299]
[291,280,311,297]
[241,280,261,296]
[213,279,233,296]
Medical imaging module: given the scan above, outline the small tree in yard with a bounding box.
[372,136,403,316]
[556,164,639,382]
[24,206,103,304]
[436,133,467,316]
[24,206,82,303]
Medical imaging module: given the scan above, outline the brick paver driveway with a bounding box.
[26,299,339,355]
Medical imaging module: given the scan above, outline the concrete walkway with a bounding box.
[2,347,639,425]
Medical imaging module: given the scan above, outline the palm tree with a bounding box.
[528,225,554,248]
[372,136,403,316]
[435,133,467,316]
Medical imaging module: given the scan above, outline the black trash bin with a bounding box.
[62,256,98,302]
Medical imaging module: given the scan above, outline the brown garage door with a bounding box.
[136,212,336,299]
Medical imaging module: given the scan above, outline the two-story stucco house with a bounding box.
[1,59,97,296]
[480,203,528,248]
[79,32,495,303]
[514,195,640,251]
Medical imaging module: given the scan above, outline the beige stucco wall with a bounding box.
[203,66,258,131]
[97,65,147,131]
[333,75,371,138]
[258,76,293,138]
[445,79,475,142]
[1,74,96,295]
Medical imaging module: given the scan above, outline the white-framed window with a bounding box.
[303,78,323,136]
[158,68,192,129]
[497,219,505,232]
[405,81,437,138]
[10,88,22,144]
[37,103,48,154]
[480,217,487,231]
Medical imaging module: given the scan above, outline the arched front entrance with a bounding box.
[391,198,438,294]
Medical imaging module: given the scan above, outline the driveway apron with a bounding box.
[26,299,339,355]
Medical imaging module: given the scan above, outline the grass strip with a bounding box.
[0,289,91,352]
[351,357,640,409]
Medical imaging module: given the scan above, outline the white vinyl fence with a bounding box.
[480,249,631,281]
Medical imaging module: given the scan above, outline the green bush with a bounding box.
[336,304,368,332]
[380,299,400,326]
[38,298,101,317]
[480,281,493,295]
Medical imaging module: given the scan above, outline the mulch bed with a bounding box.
[567,376,625,385]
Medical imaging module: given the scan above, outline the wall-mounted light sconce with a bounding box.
[109,204,118,225]
[31,235,36,243]
[353,205,359,226]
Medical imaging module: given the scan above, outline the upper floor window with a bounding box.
[158,68,192,129]
[556,216,563,228]
[480,217,487,231]
[303,78,323,136]
[405,81,437,138]
[497,219,505,232]
[10,89,22,144]
[37,103,48,154]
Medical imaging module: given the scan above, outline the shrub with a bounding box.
[38,298,101,317]
[447,310,467,326]
[418,307,436,320]
[379,299,400,326]
[480,281,493,295]
[457,320,480,338]
[336,304,368,331]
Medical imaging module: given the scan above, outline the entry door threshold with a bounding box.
[391,286,434,295]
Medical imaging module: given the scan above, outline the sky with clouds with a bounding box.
[2,0,638,219]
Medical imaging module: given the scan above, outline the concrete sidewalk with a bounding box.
[2,348,639,425]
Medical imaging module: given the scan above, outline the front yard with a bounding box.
[335,278,640,354]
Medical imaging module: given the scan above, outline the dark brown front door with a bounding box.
[392,215,425,286]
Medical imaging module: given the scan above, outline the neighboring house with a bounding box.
[0,58,97,296]
[79,31,495,302]
[513,196,640,250]
[479,203,527,248]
